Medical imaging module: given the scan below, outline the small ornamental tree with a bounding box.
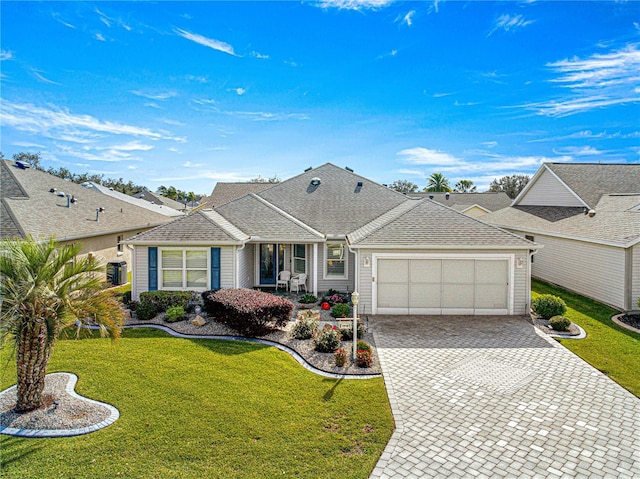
[0,237,122,412]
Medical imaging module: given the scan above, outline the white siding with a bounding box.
[632,244,640,310]
[237,245,254,288]
[521,233,626,310]
[518,169,585,207]
[220,247,235,289]
[133,246,148,301]
[316,244,356,293]
[357,252,373,317]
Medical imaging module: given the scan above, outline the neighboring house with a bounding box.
[0,160,173,277]
[484,162,640,311]
[125,163,537,316]
[133,190,192,211]
[200,182,272,208]
[407,192,512,218]
[81,182,184,217]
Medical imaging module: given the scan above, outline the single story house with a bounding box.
[1,159,173,276]
[126,163,537,316]
[484,162,640,311]
[407,192,511,218]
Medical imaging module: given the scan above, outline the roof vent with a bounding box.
[49,188,57,193]
[15,161,30,169]
[429,194,434,200]
[304,166,313,172]
[588,209,596,217]
[57,191,66,197]
[357,181,363,187]
[345,166,354,172]
[445,193,450,200]
[310,177,321,187]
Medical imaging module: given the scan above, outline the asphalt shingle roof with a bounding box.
[407,192,511,212]
[257,163,408,235]
[348,199,534,248]
[82,182,183,217]
[545,163,640,209]
[203,182,272,208]
[0,160,171,241]
[133,190,189,210]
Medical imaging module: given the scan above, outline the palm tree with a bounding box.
[0,237,122,412]
[454,180,477,193]
[187,191,196,207]
[425,173,452,192]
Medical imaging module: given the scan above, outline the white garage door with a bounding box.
[376,258,510,315]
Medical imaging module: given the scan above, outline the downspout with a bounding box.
[527,248,539,314]
[127,244,136,300]
[313,243,318,297]
[235,237,251,289]
[347,240,359,315]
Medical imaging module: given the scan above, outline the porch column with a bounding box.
[313,243,318,297]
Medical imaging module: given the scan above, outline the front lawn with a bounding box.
[0,329,393,478]
[532,279,640,397]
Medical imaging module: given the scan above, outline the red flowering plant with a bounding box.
[334,348,348,367]
[356,349,373,368]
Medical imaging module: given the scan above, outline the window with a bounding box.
[325,243,347,279]
[160,249,208,289]
[117,235,123,253]
[293,244,306,275]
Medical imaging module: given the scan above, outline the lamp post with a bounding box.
[351,291,359,361]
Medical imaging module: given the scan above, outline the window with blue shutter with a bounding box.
[148,247,158,291]
[210,247,221,290]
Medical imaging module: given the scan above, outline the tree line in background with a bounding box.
[389,172,530,199]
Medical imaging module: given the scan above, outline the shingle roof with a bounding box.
[133,190,190,210]
[348,199,534,248]
[546,163,640,209]
[484,194,640,246]
[257,163,408,235]
[124,209,249,244]
[203,182,272,208]
[0,160,171,241]
[216,194,324,242]
[82,182,183,217]
[407,192,511,212]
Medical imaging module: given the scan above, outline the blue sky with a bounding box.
[1,1,638,195]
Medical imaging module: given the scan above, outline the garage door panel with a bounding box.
[476,260,508,283]
[409,259,441,283]
[409,283,441,308]
[442,284,474,308]
[378,259,408,282]
[378,283,409,308]
[475,284,508,309]
[442,259,475,283]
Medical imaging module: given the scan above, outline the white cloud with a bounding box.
[488,14,533,36]
[174,28,238,57]
[32,70,61,85]
[182,161,205,168]
[131,90,177,101]
[552,146,604,156]
[94,33,106,42]
[397,148,463,166]
[396,10,415,26]
[482,141,498,148]
[432,92,454,98]
[96,141,154,152]
[250,51,269,59]
[524,43,640,117]
[235,88,246,95]
[316,0,394,10]
[1,50,13,61]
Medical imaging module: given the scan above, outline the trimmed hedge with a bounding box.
[532,294,567,319]
[202,288,294,336]
[139,291,192,313]
[549,315,571,331]
[165,306,186,323]
[135,301,158,321]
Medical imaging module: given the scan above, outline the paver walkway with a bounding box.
[369,315,639,478]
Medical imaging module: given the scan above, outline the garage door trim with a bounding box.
[371,253,515,315]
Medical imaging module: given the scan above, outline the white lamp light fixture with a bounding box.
[351,291,360,360]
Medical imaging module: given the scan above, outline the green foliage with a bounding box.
[140,290,192,313]
[334,348,348,367]
[165,306,186,323]
[290,317,318,340]
[532,294,567,319]
[424,172,452,192]
[135,301,158,321]
[331,303,351,318]
[549,315,571,331]
[356,349,373,368]
[356,340,372,352]
[340,322,365,341]
[298,294,318,304]
[313,325,341,352]
[389,179,418,193]
[488,174,530,199]
[454,179,477,193]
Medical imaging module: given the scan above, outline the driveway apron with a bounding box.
[369,315,639,479]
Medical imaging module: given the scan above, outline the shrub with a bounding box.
[328,293,348,304]
[313,325,341,353]
[340,321,365,341]
[139,290,192,313]
[334,348,348,367]
[290,317,318,340]
[298,294,318,304]
[356,340,372,352]
[549,315,571,331]
[532,294,567,319]
[201,288,294,336]
[331,303,351,318]
[165,306,185,323]
[326,289,340,296]
[127,300,139,311]
[356,349,373,368]
[135,301,158,321]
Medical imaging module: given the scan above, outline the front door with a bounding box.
[259,244,286,285]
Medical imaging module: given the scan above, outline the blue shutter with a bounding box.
[148,247,158,291]
[211,247,221,290]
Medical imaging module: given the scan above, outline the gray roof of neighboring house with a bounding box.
[125,210,249,244]
[348,199,535,248]
[216,194,324,242]
[407,192,511,212]
[484,194,640,246]
[82,182,183,217]
[257,163,408,235]
[133,190,190,210]
[0,160,171,241]
[545,163,640,209]
[203,182,272,208]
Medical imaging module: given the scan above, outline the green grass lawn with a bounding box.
[532,279,640,397]
[1,329,394,478]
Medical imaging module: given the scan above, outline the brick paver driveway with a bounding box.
[369,315,639,478]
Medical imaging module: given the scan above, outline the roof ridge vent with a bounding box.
[345,166,354,172]
[304,166,313,172]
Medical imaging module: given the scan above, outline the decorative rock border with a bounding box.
[0,372,119,438]
[611,313,640,333]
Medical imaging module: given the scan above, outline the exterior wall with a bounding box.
[632,244,640,310]
[61,232,130,272]
[220,247,235,289]
[356,249,530,316]
[518,169,584,207]
[511,230,627,310]
[463,206,489,218]
[237,244,254,288]
[316,244,356,293]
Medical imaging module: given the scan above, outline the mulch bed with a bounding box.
[617,312,640,330]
